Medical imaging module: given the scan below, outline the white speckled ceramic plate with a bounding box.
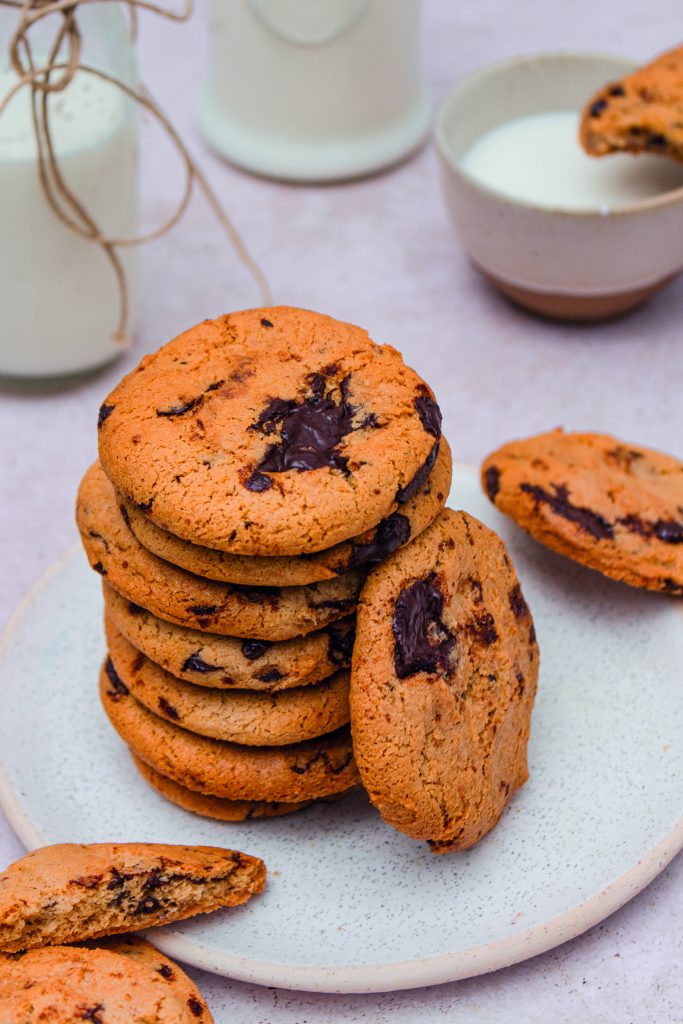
[0,465,682,994]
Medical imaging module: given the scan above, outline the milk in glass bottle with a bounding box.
[0,3,138,377]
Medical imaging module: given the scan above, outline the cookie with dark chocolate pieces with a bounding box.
[350,509,538,852]
[481,428,683,594]
[0,943,211,1024]
[77,462,362,640]
[104,585,355,691]
[580,45,683,163]
[0,842,265,953]
[100,663,360,802]
[119,440,452,586]
[106,619,350,745]
[94,937,213,1023]
[97,307,442,556]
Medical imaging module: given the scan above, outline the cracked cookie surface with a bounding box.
[350,509,538,852]
[106,620,350,745]
[77,462,362,640]
[97,307,442,556]
[580,45,683,162]
[482,428,683,594]
[0,942,212,1024]
[101,663,360,802]
[104,584,354,691]
[120,439,452,586]
[0,842,265,953]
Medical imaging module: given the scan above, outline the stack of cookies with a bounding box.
[77,307,452,823]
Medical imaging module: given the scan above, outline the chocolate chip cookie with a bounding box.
[104,584,354,691]
[581,45,683,162]
[0,943,211,1024]
[0,842,265,953]
[132,754,316,821]
[351,509,538,852]
[106,621,350,745]
[77,462,362,639]
[482,428,683,594]
[97,307,443,556]
[94,937,213,1022]
[101,663,360,801]
[120,439,452,585]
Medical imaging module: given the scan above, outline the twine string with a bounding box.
[0,0,271,345]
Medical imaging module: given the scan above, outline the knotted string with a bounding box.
[0,0,272,346]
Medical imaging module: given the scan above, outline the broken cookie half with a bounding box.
[0,841,265,953]
[350,508,538,853]
[580,44,683,163]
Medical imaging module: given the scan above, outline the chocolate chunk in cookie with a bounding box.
[251,373,356,476]
[392,575,455,678]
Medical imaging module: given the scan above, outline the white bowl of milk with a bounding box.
[435,52,683,320]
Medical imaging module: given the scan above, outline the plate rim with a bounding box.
[0,543,83,852]
[1,484,682,994]
[149,818,683,992]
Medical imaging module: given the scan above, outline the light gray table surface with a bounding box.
[1,1,682,1019]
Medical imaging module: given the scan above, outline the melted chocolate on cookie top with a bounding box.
[392,574,456,679]
[250,373,357,476]
[348,513,411,570]
[520,482,613,539]
[414,391,442,438]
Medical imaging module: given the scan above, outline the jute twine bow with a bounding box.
[0,0,272,346]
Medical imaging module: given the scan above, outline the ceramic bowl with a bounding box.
[434,52,683,320]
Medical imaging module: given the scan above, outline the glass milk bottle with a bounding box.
[0,4,138,378]
[199,0,430,182]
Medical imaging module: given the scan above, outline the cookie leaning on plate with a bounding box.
[0,842,265,953]
[580,44,683,162]
[105,620,351,745]
[120,438,452,586]
[77,462,362,639]
[351,508,538,853]
[104,584,355,691]
[482,428,683,594]
[97,306,443,556]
